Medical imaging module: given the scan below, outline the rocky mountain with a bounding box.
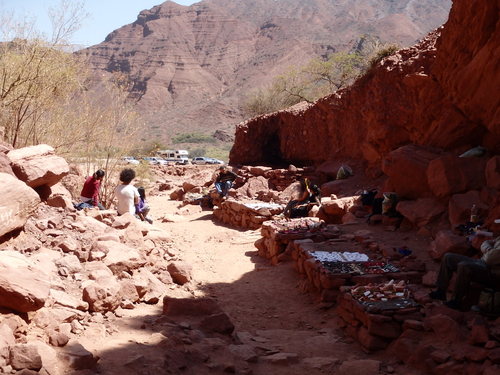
[78,0,451,143]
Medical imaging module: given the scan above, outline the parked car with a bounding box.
[122,156,140,165]
[192,156,212,165]
[143,157,170,165]
[207,158,225,165]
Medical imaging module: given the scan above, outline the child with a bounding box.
[136,186,153,224]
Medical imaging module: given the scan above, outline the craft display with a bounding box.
[309,251,369,263]
[309,251,399,275]
[273,218,324,234]
[350,280,418,311]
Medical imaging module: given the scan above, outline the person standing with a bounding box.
[80,169,105,209]
[115,168,139,216]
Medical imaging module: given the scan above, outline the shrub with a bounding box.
[368,44,399,67]
[172,132,215,144]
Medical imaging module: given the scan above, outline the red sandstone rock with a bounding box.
[162,297,222,316]
[101,241,146,275]
[357,326,389,352]
[9,344,42,371]
[7,144,69,188]
[382,144,440,199]
[430,349,450,364]
[237,176,270,198]
[0,153,14,176]
[424,314,463,342]
[48,331,70,347]
[1,172,41,238]
[82,278,122,313]
[57,340,99,370]
[0,253,50,313]
[468,316,490,346]
[427,155,488,198]
[429,230,470,259]
[199,313,235,335]
[486,156,500,189]
[132,268,168,304]
[396,198,446,228]
[167,261,193,285]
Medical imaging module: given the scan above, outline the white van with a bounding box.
[157,149,190,165]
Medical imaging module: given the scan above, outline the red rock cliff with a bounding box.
[230,0,500,167]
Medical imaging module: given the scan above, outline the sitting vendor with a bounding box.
[429,236,500,310]
[214,166,238,197]
[283,178,321,219]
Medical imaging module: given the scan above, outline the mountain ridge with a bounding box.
[79,0,452,143]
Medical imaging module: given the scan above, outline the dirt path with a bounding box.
[75,192,424,375]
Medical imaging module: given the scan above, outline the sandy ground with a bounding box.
[70,180,432,375]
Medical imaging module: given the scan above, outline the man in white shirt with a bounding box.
[115,168,139,215]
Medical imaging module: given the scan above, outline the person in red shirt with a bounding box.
[80,169,105,209]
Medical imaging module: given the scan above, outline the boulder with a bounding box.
[101,241,146,275]
[82,278,122,313]
[162,297,221,316]
[49,289,88,311]
[54,255,83,275]
[46,183,75,210]
[0,173,40,237]
[30,340,61,375]
[237,176,270,198]
[199,313,235,335]
[0,253,50,312]
[396,198,446,227]
[57,341,98,370]
[427,154,488,198]
[0,153,14,176]
[9,344,42,371]
[119,279,141,303]
[0,324,15,361]
[228,344,258,363]
[382,144,440,199]
[429,230,470,259]
[7,144,69,188]
[112,213,136,229]
[132,268,168,304]
[321,197,358,217]
[424,314,463,342]
[167,262,193,285]
[485,156,500,189]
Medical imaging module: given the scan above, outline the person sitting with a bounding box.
[283,178,321,219]
[114,168,139,216]
[429,236,500,310]
[214,166,238,197]
[136,186,153,224]
[79,169,105,210]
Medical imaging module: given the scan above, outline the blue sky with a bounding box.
[0,0,199,46]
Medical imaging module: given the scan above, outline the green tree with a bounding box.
[244,38,400,118]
